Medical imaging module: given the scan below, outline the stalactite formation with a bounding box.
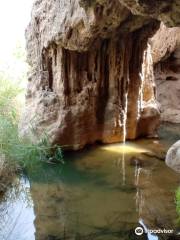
[20,0,180,150]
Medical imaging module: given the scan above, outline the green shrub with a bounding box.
[0,43,63,194]
[176,187,180,223]
[176,188,180,212]
[0,73,63,173]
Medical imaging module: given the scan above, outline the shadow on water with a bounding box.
[0,123,180,240]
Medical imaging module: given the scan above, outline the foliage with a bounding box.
[0,44,63,176]
[176,187,180,224]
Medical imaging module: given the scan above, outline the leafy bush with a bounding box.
[0,42,63,194]
[0,69,63,173]
[176,187,180,223]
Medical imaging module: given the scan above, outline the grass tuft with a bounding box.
[176,187,180,224]
[0,73,63,193]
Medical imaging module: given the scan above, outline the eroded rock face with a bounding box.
[118,0,180,27]
[166,140,180,173]
[20,0,180,149]
[151,24,180,123]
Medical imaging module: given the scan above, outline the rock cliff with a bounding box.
[20,0,180,149]
[151,24,180,123]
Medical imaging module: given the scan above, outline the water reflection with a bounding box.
[140,219,158,240]
[30,142,179,240]
[0,177,35,240]
[0,139,179,240]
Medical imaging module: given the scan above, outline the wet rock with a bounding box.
[166,140,180,173]
[136,100,160,138]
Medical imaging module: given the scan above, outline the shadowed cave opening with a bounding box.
[47,57,53,91]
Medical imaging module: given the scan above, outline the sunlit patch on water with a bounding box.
[102,143,151,154]
[0,124,180,240]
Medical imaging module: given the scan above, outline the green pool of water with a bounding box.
[0,124,180,240]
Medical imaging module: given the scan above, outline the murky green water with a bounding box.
[0,124,180,240]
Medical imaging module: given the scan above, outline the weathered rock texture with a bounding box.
[151,24,180,123]
[166,140,180,173]
[20,0,180,149]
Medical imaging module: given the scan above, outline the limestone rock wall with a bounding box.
[21,0,180,149]
[118,0,180,27]
[151,24,180,123]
